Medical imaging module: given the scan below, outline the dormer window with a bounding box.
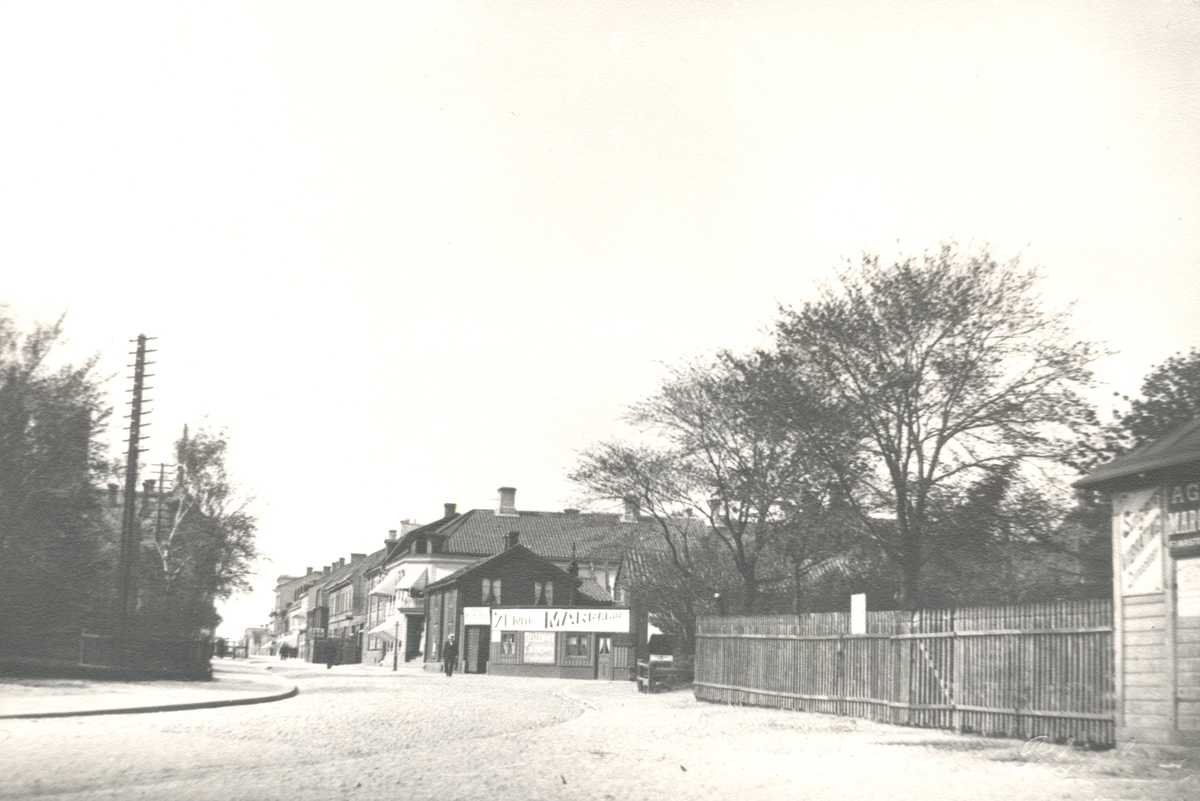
[414,539,427,554]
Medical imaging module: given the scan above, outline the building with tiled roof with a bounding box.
[365,487,664,669]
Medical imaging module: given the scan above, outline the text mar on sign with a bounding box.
[490,608,630,633]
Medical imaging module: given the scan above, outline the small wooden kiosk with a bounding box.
[1076,417,1200,746]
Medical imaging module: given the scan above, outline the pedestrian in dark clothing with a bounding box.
[442,634,458,677]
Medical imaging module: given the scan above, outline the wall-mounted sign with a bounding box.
[1177,558,1200,618]
[491,608,630,633]
[1115,488,1163,595]
[463,607,491,626]
[522,631,556,663]
[1166,475,1200,556]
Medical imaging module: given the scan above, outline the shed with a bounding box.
[1075,416,1200,746]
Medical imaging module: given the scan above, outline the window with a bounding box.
[501,632,517,656]
[534,580,554,606]
[482,577,502,605]
[565,634,589,657]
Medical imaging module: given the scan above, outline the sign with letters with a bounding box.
[1166,474,1200,558]
[522,631,555,663]
[491,608,630,633]
[1115,488,1163,595]
[463,607,491,626]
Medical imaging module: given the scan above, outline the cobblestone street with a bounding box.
[1,662,1195,800]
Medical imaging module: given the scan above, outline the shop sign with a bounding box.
[491,608,630,633]
[522,631,555,663]
[463,607,491,626]
[1115,488,1162,595]
[1166,475,1200,557]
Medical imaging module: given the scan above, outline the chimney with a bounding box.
[338,558,345,568]
[564,508,579,516]
[351,553,366,563]
[505,530,520,550]
[323,566,331,575]
[497,487,517,516]
[444,502,457,518]
[708,497,722,517]
[567,560,580,578]
[387,529,397,540]
[143,479,156,495]
[621,495,639,523]
[107,483,120,503]
[306,567,314,575]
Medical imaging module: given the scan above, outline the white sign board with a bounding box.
[463,607,491,626]
[850,594,866,634]
[1177,558,1200,618]
[1115,488,1163,595]
[522,631,556,663]
[491,608,630,633]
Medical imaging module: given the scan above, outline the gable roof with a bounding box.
[1075,416,1200,489]
[422,544,574,593]
[326,547,389,593]
[403,507,675,564]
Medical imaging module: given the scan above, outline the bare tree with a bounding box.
[573,349,860,614]
[774,243,1100,607]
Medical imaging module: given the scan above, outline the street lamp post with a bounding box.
[393,618,399,671]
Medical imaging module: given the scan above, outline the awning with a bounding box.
[397,567,428,590]
[368,615,403,639]
[370,569,399,596]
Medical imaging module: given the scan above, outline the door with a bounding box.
[596,634,614,680]
[464,625,490,674]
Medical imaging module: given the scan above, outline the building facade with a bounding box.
[1076,417,1200,746]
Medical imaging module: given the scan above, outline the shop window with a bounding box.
[565,634,589,657]
[501,632,517,656]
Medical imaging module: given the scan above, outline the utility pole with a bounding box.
[393,618,400,671]
[114,334,155,649]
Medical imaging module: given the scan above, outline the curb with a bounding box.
[0,682,299,721]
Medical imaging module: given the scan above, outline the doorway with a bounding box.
[464,625,490,674]
[596,634,614,680]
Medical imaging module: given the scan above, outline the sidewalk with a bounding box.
[0,657,298,719]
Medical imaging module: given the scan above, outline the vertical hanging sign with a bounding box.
[1115,487,1163,595]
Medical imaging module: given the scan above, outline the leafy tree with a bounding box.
[1115,348,1200,451]
[138,424,259,634]
[773,243,1101,608]
[0,309,111,640]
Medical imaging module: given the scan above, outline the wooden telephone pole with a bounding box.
[114,334,155,640]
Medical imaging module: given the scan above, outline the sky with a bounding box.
[2,1,1198,637]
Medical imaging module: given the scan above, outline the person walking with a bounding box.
[442,633,458,678]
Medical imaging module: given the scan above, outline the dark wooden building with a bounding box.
[1076,416,1200,746]
[420,538,632,680]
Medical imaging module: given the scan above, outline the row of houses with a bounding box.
[267,487,664,678]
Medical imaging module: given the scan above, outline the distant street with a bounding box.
[1,660,1193,800]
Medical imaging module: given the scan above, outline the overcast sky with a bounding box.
[3,1,1198,636]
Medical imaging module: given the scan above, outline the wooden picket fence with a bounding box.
[694,598,1115,745]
